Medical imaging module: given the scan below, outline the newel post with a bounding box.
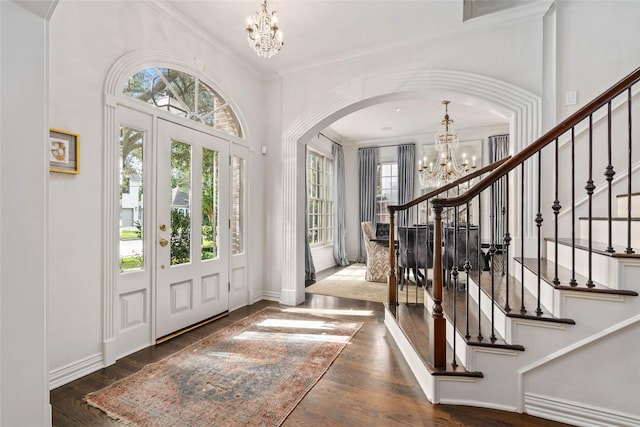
[388,210,397,306]
[431,205,447,368]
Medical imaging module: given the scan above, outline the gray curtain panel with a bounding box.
[397,143,416,226]
[358,147,379,262]
[304,147,316,282]
[332,143,349,266]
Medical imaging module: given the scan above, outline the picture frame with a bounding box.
[49,128,80,174]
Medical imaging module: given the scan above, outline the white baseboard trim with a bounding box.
[49,353,104,390]
[257,290,280,303]
[437,397,517,413]
[525,393,640,427]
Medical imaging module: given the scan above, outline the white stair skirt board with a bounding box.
[578,218,639,248]
[616,193,640,218]
[384,306,437,402]
[49,353,104,390]
[524,393,640,427]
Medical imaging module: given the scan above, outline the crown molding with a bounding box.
[142,0,276,82]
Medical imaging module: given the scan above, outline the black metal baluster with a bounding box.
[504,175,511,312]
[451,207,459,366]
[536,150,544,316]
[552,138,561,285]
[570,128,577,286]
[585,115,595,287]
[464,201,471,340]
[626,88,635,254]
[478,189,483,340]
[489,183,497,340]
[520,165,526,313]
[605,100,615,253]
[415,206,420,302]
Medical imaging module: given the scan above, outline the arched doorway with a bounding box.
[102,51,250,364]
[280,69,541,306]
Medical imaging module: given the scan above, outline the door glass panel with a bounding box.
[202,148,219,260]
[120,126,144,272]
[231,156,244,255]
[170,140,192,265]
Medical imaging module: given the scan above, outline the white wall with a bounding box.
[47,0,265,380]
[1,1,50,425]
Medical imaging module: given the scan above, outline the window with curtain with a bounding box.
[307,149,334,246]
[376,161,398,224]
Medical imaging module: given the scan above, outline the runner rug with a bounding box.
[306,263,425,303]
[85,307,363,427]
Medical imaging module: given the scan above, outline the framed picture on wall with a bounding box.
[49,128,80,174]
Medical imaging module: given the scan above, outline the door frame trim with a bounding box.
[102,50,249,366]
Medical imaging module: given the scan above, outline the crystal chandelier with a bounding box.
[245,0,284,59]
[418,101,476,189]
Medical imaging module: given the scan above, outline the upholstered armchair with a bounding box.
[361,222,390,282]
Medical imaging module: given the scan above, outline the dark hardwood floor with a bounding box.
[51,293,573,427]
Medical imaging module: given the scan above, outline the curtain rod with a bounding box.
[317,132,342,147]
[358,142,416,150]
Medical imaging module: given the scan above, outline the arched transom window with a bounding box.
[123,67,243,138]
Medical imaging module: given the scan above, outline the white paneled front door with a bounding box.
[155,119,230,339]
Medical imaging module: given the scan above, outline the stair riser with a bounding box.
[578,218,639,248]
[617,193,640,217]
[519,266,557,316]
[468,276,509,340]
[546,241,618,287]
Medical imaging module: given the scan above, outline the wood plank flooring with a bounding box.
[51,294,573,427]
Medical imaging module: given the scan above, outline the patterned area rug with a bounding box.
[85,308,362,426]
[306,263,425,303]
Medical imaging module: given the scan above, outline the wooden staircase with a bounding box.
[384,67,640,427]
[385,195,640,427]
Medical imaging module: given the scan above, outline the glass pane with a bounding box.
[202,148,219,260]
[124,68,158,102]
[232,156,244,255]
[119,126,144,272]
[123,68,243,138]
[170,140,192,265]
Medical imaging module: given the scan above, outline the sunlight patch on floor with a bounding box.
[283,307,375,317]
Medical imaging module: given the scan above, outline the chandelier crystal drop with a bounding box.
[418,101,476,189]
[246,0,284,59]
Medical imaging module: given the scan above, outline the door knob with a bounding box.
[159,238,169,247]
[159,224,166,231]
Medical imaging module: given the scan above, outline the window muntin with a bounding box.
[124,68,243,138]
[377,162,398,224]
[120,126,145,272]
[307,149,334,246]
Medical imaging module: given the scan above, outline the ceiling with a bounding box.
[163,0,539,143]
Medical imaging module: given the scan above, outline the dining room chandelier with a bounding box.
[418,101,476,189]
[245,0,284,58]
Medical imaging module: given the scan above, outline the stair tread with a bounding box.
[615,192,640,198]
[426,282,525,351]
[468,271,573,323]
[578,216,640,221]
[516,257,639,296]
[545,237,640,258]
[387,302,483,377]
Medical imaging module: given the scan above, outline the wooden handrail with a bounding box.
[432,66,640,209]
